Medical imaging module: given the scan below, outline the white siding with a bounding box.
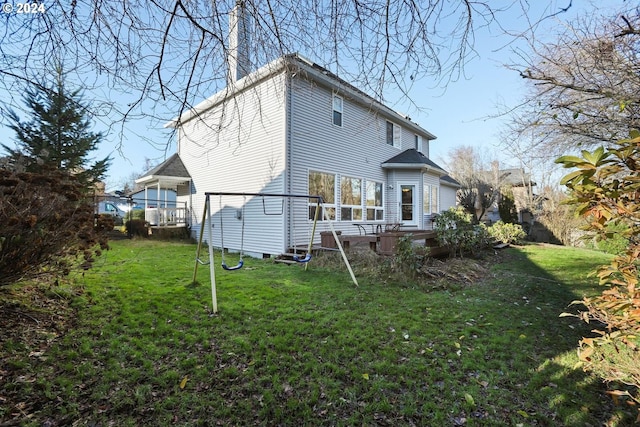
[175,59,441,252]
[177,73,288,255]
[288,76,429,241]
[440,184,458,212]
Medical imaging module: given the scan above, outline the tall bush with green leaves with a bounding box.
[557,132,640,409]
[498,186,519,223]
[588,222,630,255]
[488,221,526,245]
[434,206,490,257]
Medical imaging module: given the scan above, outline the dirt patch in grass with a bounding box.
[0,282,80,423]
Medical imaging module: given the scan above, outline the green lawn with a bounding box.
[1,240,636,426]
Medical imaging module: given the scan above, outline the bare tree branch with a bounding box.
[0,0,569,155]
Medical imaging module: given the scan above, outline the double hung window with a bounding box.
[308,171,336,220]
[340,176,362,221]
[332,95,343,127]
[386,121,401,148]
[366,181,384,221]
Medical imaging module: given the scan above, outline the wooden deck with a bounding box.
[320,229,448,257]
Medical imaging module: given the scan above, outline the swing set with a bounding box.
[193,191,358,313]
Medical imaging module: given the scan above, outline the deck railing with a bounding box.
[145,203,188,227]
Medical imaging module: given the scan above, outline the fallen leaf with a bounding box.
[464,393,475,406]
[362,373,369,380]
[180,376,188,389]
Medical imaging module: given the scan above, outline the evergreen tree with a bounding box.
[498,186,519,224]
[2,68,111,189]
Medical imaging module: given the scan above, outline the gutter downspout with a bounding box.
[285,71,293,252]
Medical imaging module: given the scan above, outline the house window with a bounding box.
[414,134,422,151]
[431,185,439,214]
[386,121,401,148]
[423,183,439,214]
[340,176,362,221]
[308,170,336,220]
[366,181,384,221]
[332,95,343,127]
[423,185,430,213]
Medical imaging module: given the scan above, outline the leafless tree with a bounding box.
[0,0,572,152]
[503,5,640,162]
[443,145,501,223]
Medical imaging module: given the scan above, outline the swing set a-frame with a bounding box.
[193,191,358,313]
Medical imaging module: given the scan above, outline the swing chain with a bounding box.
[220,195,245,271]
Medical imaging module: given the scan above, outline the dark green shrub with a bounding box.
[131,209,146,221]
[591,222,629,255]
[395,235,425,278]
[498,187,519,223]
[125,219,149,237]
[434,207,491,257]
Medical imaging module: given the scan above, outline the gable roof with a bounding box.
[440,174,462,188]
[165,53,436,140]
[135,153,191,185]
[381,149,447,175]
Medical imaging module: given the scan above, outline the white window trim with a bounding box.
[332,94,343,127]
[365,180,385,222]
[431,185,439,214]
[387,121,402,149]
[308,169,337,221]
[340,175,363,222]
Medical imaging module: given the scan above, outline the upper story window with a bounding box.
[386,121,401,148]
[332,95,343,127]
[308,170,336,220]
[414,134,422,151]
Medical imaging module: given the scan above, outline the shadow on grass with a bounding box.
[488,244,635,425]
[1,241,637,426]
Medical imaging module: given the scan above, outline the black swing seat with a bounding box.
[221,260,244,271]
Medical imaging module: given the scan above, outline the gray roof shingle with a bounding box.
[382,149,447,173]
[140,153,191,179]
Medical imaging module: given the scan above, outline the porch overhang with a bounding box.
[381,148,447,176]
[135,174,191,189]
[381,162,447,175]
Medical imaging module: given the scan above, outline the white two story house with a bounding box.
[136,5,457,257]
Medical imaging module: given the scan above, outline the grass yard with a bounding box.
[1,239,637,426]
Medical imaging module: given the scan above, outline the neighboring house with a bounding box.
[478,167,536,225]
[128,187,177,209]
[137,5,456,257]
[135,153,191,226]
